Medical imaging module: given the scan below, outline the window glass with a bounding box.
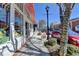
[75,25,79,31]
[15,10,23,37]
[0,4,10,44]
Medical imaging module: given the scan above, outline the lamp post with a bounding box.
[46,6,49,40]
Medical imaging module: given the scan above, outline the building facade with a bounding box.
[51,18,79,32]
[0,3,35,56]
[69,18,79,32]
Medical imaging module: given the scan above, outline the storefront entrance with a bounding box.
[25,22,30,38]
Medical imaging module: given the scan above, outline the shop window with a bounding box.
[0,4,10,44]
[25,22,30,37]
[15,10,23,37]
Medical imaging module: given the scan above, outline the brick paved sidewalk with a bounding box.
[14,32,50,56]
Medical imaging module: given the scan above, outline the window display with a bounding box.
[0,4,10,44]
[15,10,23,37]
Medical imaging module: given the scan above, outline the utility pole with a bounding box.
[46,6,49,40]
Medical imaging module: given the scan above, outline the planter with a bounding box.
[67,44,79,56]
[44,38,60,56]
[46,44,60,56]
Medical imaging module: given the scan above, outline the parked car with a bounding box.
[51,29,79,47]
[68,29,79,46]
[51,29,61,38]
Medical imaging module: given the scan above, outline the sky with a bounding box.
[34,3,79,25]
[1,3,79,25]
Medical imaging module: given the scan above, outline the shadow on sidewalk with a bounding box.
[15,44,49,56]
[14,32,50,56]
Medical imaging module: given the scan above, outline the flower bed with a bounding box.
[44,38,60,56]
[44,38,57,46]
[0,28,9,44]
[44,37,79,56]
[67,44,79,56]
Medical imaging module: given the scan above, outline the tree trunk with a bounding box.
[59,4,72,56]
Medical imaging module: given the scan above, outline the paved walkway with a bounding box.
[14,32,50,56]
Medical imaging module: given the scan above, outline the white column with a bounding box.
[30,24,33,36]
[22,4,26,43]
[10,4,16,51]
[29,23,30,30]
[22,16,26,44]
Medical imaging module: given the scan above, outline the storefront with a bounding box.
[0,4,24,55]
[0,4,10,45]
[0,3,35,56]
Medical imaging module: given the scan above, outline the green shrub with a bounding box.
[0,28,6,36]
[0,36,9,44]
[44,38,57,46]
[0,28,9,44]
[67,44,79,56]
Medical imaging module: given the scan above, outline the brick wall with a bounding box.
[52,18,79,31]
[71,19,79,31]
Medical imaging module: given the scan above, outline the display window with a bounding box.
[15,10,23,37]
[0,4,10,44]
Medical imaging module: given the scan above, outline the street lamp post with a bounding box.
[46,6,49,40]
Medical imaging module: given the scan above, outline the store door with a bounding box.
[25,22,29,38]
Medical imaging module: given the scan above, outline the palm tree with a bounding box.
[57,3,75,56]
